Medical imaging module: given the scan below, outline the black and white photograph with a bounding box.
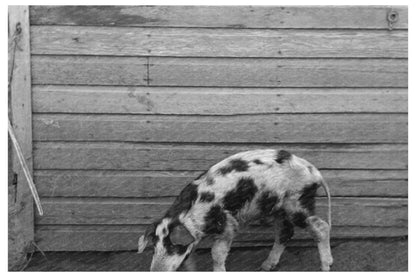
[7,2,409,272]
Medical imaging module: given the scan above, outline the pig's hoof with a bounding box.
[260,261,277,271]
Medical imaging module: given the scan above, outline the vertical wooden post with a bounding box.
[8,6,34,270]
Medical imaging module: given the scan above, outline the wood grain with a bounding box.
[149,58,408,87]
[32,86,408,114]
[35,225,408,251]
[29,6,408,29]
[28,5,409,253]
[34,169,408,198]
[8,5,35,255]
[31,26,408,58]
[32,114,408,143]
[35,197,407,226]
[31,56,148,85]
[31,56,408,87]
[33,142,407,170]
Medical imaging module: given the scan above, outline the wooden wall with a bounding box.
[29,6,408,251]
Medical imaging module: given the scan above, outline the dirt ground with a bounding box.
[23,238,407,271]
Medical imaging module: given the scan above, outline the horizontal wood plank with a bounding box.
[31,56,148,86]
[29,6,408,29]
[35,225,408,251]
[35,169,408,198]
[149,58,408,87]
[32,86,408,114]
[32,114,408,143]
[36,197,407,227]
[31,26,408,58]
[33,143,407,170]
[31,57,408,87]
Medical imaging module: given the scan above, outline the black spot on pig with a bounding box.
[257,191,279,216]
[218,159,249,175]
[165,183,198,218]
[143,221,159,246]
[200,192,215,203]
[223,177,258,215]
[299,183,318,214]
[275,150,291,164]
[292,212,308,228]
[204,205,227,234]
[273,209,294,243]
[253,159,264,165]
[279,218,294,244]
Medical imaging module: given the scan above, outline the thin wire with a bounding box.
[8,22,43,216]
[9,118,44,215]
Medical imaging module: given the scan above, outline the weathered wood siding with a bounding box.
[29,6,408,251]
[9,6,35,268]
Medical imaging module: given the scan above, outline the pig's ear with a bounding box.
[169,224,194,246]
[138,223,156,253]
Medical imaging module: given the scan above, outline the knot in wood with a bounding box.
[15,22,22,35]
[387,10,399,30]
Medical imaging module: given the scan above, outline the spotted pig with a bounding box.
[138,149,333,271]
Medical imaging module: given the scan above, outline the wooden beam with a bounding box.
[8,5,34,269]
[29,6,408,29]
[32,114,408,143]
[30,26,408,58]
[31,56,408,87]
[32,143,408,170]
[149,57,408,88]
[32,86,408,114]
[31,56,148,86]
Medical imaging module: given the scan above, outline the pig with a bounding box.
[138,149,332,271]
